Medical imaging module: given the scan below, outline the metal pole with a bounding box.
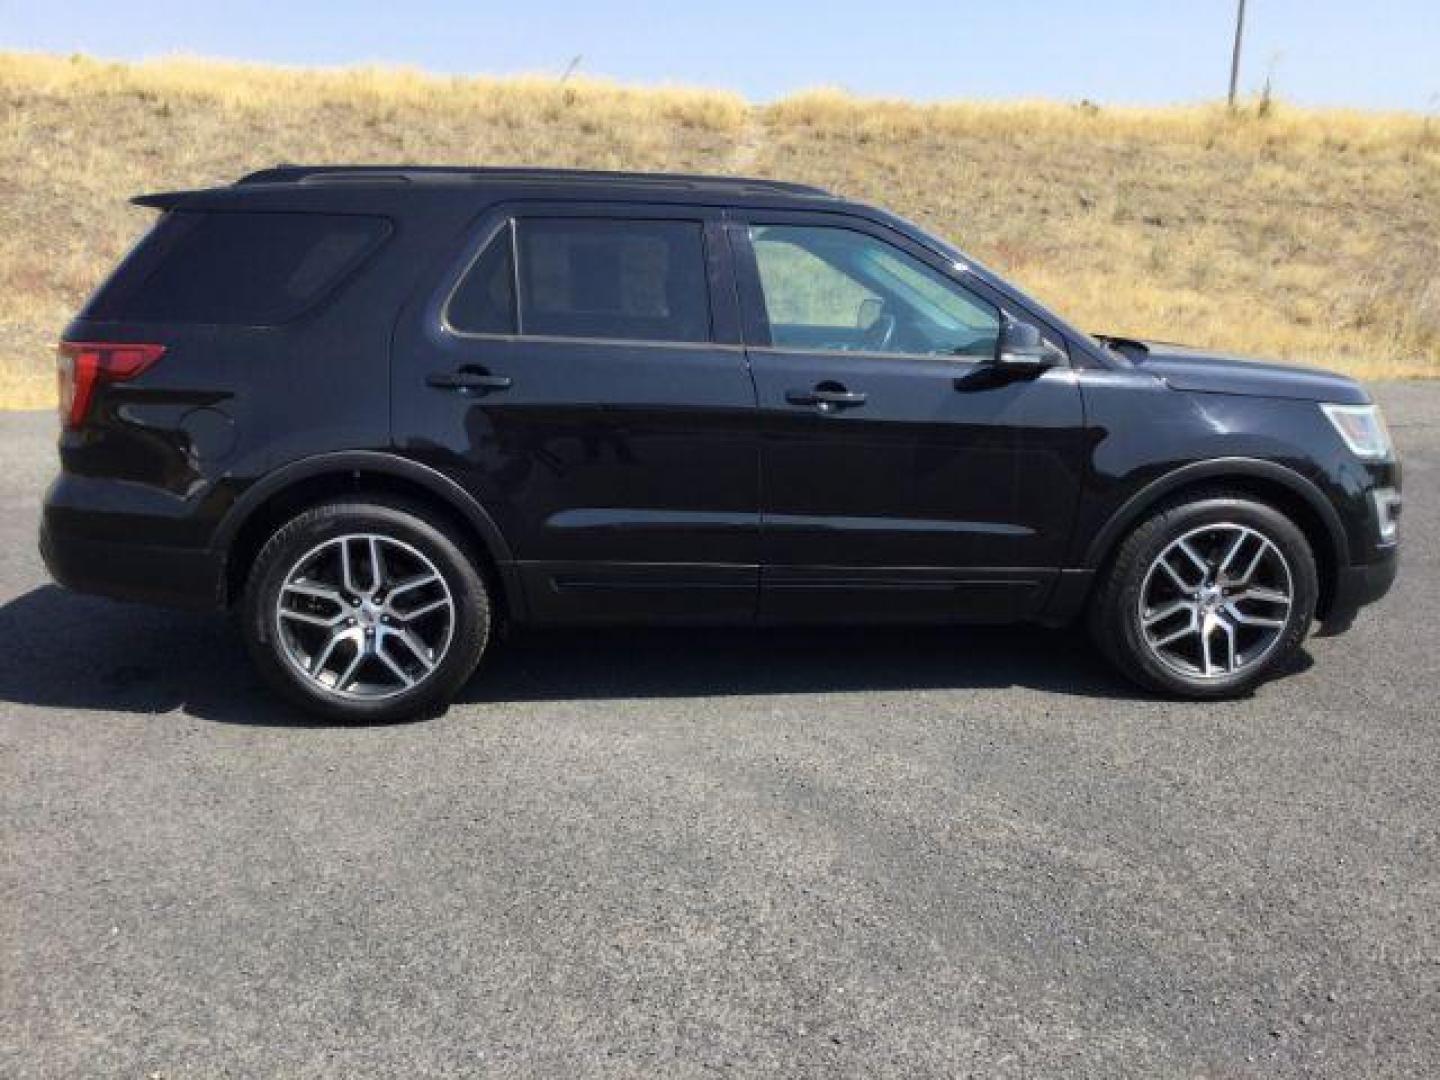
[1228,0,1248,108]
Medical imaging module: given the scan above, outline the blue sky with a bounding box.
[5,0,1438,111]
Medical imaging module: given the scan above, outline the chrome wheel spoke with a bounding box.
[280,606,346,629]
[1232,586,1289,606]
[332,644,367,692]
[374,641,418,688]
[1142,600,1193,627]
[1151,620,1198,649]
[1199,614,1238,676]
[1224,604,1286,628]
[1199,617,1217,675]
[1235,540,1269,586]
[1157,555,1196,594]
[1176,539,1211,579]
[274,532,455,701]
[1215,615,1237,674]
[368,536,387,593]
[387,571,441,600]
[283,580,345,605]
[340,538,365,597]
[394,596,450,622]
[388,627,437,672]
[1216,530,1249,578]
[309,626,352,675]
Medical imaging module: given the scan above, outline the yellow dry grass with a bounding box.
[3,51,1437,406]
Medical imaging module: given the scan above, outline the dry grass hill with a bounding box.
[3,51,1438,407]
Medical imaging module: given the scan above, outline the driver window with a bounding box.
[748,225,1000,359]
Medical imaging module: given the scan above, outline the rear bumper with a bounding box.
[1317,545,1398,636]
[40,513,223,611]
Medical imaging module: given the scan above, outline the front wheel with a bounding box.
[1088,492,1319,698]
[242,498,491,722]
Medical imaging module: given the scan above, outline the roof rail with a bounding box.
[237,164,833,197]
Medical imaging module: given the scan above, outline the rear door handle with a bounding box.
[785,385,867,410]
[426,370,513,394]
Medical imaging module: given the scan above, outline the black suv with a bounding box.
[41,166,1401,721]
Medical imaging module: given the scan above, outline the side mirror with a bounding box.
[996,319,1063,371]
[856,297,884,331]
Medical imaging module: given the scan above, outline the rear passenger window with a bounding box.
[518,219,710,342]
[445,217,712,343]
[86,211,390,326]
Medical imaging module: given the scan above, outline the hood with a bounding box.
[1099,337,1369,405]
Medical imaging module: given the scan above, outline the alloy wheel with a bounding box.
[1137,522,1294,679]
[273,533,456,700]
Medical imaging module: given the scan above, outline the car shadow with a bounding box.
[0,584,1279,728]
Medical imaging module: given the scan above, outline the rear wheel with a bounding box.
[1088,492,1318,698]
[242,498,490,722]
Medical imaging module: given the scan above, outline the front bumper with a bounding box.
[1316,545,1398,636]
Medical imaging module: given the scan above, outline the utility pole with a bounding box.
[1228,0,1248,108]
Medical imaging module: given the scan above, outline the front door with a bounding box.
[394,204,759,623]
[729,213,1086,622]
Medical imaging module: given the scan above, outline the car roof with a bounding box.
[237,164,836,199]
[133,165,844,215]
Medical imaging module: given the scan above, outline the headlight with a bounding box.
[1320,402,1394,461]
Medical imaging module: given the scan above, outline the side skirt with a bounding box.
[517,561,759,625]
[760,565,1058,624]
[514,562,1085,628]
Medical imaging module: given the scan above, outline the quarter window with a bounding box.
[84,211,390,326]
[748,225,1000,359]
[447,224,517,334]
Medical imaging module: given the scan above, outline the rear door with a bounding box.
[728,211,1086,622]
[393,202,759,623]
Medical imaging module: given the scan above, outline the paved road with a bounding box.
[2,385,1437,1078]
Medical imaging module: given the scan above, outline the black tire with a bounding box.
[241,497,491,723]
[1087,490,1318,699]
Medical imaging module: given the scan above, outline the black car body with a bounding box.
[40,167,1401,719]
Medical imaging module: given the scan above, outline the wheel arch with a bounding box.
[213,451,524,621]
[1083,458,1348,618]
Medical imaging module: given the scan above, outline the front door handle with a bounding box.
[785,384,867,411]
[427,369,513,394]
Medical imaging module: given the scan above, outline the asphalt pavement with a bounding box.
[2,384,1437,1078]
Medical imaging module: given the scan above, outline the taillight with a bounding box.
[56,341,166,430]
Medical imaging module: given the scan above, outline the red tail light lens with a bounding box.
[57,341,166,430]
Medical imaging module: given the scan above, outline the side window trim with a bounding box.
[507,218,523,333]
[440,207,736,349]
[724,219,772,349]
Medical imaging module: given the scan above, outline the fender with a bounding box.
[1082,456,1350,571]
[211,450,524,615]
